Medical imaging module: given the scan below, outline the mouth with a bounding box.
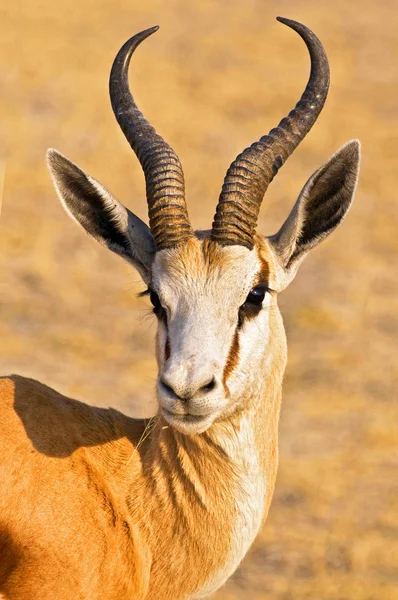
[161,408,216,434]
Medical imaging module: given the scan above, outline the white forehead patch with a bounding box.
[151,236,264,313]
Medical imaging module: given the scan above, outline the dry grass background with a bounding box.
[1,0,398,598]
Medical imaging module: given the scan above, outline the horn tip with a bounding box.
[276,16,298,28]
[137,25,160,41]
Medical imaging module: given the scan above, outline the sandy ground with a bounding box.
[1,0,397,597]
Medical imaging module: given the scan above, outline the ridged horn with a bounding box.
[211,17,330,249]
[109,26,194,251]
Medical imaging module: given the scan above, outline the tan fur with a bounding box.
[0,237,287,599]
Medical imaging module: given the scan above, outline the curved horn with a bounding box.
[211,17,330,249]
[109,26,194,251]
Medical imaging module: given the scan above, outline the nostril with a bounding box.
[160,375,217,401]
[200,377,216,394]
[160,377,178,399]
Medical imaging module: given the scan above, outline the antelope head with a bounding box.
[47,18,360,435]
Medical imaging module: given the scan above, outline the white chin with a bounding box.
[162,409,216,434]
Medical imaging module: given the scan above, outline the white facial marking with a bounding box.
[192,414,267,598]
[151,238,270,434]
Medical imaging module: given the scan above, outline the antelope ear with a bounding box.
[47,149,155,283]
[269,140,360,285]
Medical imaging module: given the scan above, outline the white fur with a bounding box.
[152,243,264,434]
[192,307,271,597]
[193,413,267,598]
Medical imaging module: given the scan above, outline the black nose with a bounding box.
[160,376,216,401]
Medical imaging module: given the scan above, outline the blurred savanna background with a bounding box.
[1,0,397,598]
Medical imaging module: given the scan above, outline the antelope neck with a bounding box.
[124,353,284,599]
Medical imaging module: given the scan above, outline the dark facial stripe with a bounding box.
[238,253,272,326]
[165,333,170,362]
[160,308,170,362]
[224,256,270,385]
[223,326,240,393]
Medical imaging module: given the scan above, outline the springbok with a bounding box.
[0,17,360,600]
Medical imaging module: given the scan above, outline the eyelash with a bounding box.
[138,288,165,317]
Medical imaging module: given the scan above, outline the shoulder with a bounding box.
[0,375,16,398]
[0,375,96,457]
[0,374,58,396]
[0,375,44,407]
[0,374,73,416]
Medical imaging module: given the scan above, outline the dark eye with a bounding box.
[149,290,162,314]
[238,286,268,327]
[245,286,266,306]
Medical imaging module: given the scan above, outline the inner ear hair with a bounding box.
[47,149,155,281]
[48,150,132,256]
[269,139,361,271]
